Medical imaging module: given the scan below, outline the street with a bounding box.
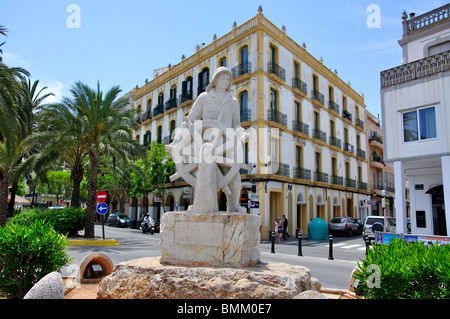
[63,225,366,290]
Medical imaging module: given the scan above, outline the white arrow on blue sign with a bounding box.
[96,202,108,215]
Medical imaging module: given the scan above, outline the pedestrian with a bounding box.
[274,217,282,243]
[282,215,289,240]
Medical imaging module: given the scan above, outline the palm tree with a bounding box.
[66,81,144,238]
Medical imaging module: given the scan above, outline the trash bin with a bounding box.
[307,218,329,240]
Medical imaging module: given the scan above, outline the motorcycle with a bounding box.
[140,215,156,234]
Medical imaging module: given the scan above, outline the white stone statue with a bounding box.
[166,67,251,213]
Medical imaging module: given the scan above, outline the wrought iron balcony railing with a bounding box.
[311,90,325,105]
[153,104,164,117]
[330,175,344,186]
[329,136,342,149]
[381,50,450,88]
[292,120,309,136]
[357,148,366,160]
[312,129,327,143]
[179,92,193,104]
[358,181,368,191]
[232,61,252,78]
[345,178,356,189]
[293,167,311,181]
[344,142,354,154]
[267,109,287,126]
[165,97,178,111]
[240,109,251,122]
[269,162,290,177]
[356,118,365,130]
[292,77,307,94]
[328,100,340,113]
[314,171,329,184]
[267,62,286,81]
[343,109,352,122]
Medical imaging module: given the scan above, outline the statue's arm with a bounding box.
[186,93,205,124]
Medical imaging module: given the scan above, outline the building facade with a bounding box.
[127,8,370,239]
[381,4,450,236]
[365,110,395,217]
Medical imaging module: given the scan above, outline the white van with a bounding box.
[363,216,396,239]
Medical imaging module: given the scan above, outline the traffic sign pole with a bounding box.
[96,202,108,240]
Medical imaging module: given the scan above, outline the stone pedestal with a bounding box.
[97,257,321,299]
[160,211,260,268]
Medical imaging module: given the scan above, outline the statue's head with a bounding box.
[206,67,232,92]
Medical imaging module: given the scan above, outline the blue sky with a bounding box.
[0,0,447,117]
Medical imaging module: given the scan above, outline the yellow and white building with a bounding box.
[126,8,370,239]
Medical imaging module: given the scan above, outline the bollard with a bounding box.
[271,231,275,253]
[297,229,303,256]
[328,235,334,260]
[364,237,372,255]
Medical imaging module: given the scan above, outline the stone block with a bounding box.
[159,211,260,268]
[24,272,64,299]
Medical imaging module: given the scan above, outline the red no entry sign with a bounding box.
[96,191,107,202]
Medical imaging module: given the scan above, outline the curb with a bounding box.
[68,239,120,246]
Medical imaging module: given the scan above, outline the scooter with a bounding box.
[140,216,155,234]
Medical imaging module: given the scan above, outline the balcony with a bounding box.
[358,181,368,191]
[292,77,307,96]
[314,171,329,184]
[356,118,365,130]
[345,178,356,189]
[267,109,287,127]
[267,62,286,81]
[292,120,309,136]
[344,142,354,154]
[328,100,340,114]
[165,97,178,111]
[179,92,193,104]
[357,148,366,160]
[240,109,251,122]
[381,50,450,88]
[311,90,325,105]
[269,162,290,177]
[343,109,352,123]
[330,175,344,186]
[402,3,450,37]
[153,104,164,117]
[329,136,342,149]
[312,129,327,143]
[369,136,383,151]
[232,61,252,79]
[293,167,311,181]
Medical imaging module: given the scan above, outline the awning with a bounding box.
[8,195,31,205]
[425,185,443,195]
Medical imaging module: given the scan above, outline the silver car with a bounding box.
[329,217,360,236]
[363,216,396,239]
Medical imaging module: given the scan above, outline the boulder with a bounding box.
[98,257,320,299]
[24,272,64,299]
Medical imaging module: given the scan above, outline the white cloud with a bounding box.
[2,51,31,69]
[36,79,66,104]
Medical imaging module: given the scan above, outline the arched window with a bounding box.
[219,57,227,67]
[270,89,278,111]
[240,46,249,75]
[198,67,209,95]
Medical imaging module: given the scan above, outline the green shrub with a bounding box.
[0,220,72,299]
[353,238,450,299]
[10,206,86,236]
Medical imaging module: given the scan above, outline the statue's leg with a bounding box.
[227,174,246,213]
[193,143,218,213]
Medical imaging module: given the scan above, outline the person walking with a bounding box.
[282,215,289,240]
[274,217,282,243]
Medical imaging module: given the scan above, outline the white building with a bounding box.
[381,4,450,236]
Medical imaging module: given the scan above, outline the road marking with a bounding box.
[341,244,363,249]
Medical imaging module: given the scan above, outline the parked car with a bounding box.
[329,217,360,236]
[107,212,131,227]
[363,216,396,239]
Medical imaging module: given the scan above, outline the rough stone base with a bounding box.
[160,211,260,268]
[97,257,321,299]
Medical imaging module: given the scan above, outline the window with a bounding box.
[294,102,301,122]
[296,146,302,168]
[429,41,450,56]
[219,57,227,67]
[269,45,277,66]
[240,91,249,121]
[403,106,437,142]
[270,89,277,111]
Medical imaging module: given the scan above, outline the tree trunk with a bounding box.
[7,180,18,215]
[71,167,84,208]
[0,174,9,227]
[84,151,98,238]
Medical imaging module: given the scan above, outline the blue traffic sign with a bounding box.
[96,202,108,215]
